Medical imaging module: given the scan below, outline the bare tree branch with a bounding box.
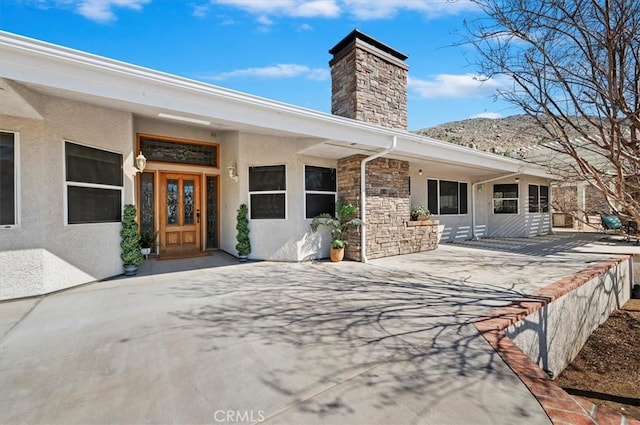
[464,0,640,223]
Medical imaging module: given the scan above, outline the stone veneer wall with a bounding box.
[337,155,438,261]
[330,40,408,130]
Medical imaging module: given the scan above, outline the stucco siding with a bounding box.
[487,176,552,239]
[0,92,134,300]
[234,133,336,261]
[409,167,473,243]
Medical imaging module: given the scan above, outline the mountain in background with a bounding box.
[415,115,552,155]
[416,114,614,217]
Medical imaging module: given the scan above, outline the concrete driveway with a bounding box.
[1,233,636,425]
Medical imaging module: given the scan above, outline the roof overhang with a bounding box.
[0,31,555,182]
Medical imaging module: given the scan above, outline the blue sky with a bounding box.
[0,0,519,130]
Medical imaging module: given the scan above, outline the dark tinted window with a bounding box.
[250,193,285,219]
[67,186,121,224]
[66,142,122,186]
[249,165,286,192]
[439,180,459,215]
[528,184,540,213]
[459,182,468,214]
[427,179,438,215]
[306,193,335,218]
[494,184,519,199]
[305,166,336,192]
[0,132,15,225]
[540,185,549,213]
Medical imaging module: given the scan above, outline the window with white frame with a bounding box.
[1,132,17,226]
[528,184,549,213]
[249,165,286,219]
[305,165,336,218]
[493,183,519,214]
[427,179,468,215]
[65,142,123,224]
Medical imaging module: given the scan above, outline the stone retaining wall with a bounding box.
[474,255,634,424]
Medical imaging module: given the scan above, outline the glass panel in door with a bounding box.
[159,173,201,256]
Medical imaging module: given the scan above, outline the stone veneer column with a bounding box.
[338,155,438,261]
[329,30,408,130]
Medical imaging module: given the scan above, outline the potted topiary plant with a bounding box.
[235,203,251,262]
[310,198,363,262]
[410,205,431,221]
[120,204,143,275]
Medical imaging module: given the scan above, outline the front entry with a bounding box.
[159,172,201,257]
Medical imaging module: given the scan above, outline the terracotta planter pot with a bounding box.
[330,247,345,262]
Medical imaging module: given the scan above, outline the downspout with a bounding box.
[360,136,397,263]
[471,170,523,241]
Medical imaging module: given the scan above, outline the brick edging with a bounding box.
[473,256,639,425]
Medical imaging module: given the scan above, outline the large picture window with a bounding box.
[249,165,286,219]
[1,132,17,226]
[493,184,519,214]
[427,179,468,215]
[528,184,549,213]
[65,142,123,224]
[305,166,336,218]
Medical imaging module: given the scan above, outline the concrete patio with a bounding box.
[0,232,637,425]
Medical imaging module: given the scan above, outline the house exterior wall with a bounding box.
[409,168,474,242]
[338,155,439,261]
[485,176,551,238]
[410,169,552,242]
[234,133,337,261]
[218,131,241,257]
[0,92,134,300]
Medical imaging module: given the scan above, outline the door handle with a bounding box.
[196,209,200,224]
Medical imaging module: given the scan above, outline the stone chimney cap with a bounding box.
[328,29,408,61]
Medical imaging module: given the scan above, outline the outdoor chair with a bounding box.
[601,214,640,245]
[601,214,622,233]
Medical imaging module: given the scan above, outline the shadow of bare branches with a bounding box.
[166,261,546,423]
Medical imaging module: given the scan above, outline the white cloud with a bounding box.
[211,0,341,18]
[77,0,150,22]
[201,64,330,81]
[409,73,510,99]
[343,0,478,20]
[470,112,503,119]
[208,0,475,21]
[296,23,314,31]
[192,4,210,18]
[28,0,150,22]
[31,0,478,23]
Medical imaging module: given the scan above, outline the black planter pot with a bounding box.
[632,284,640,299]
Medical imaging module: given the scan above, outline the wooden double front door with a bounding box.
[159,172,201,256]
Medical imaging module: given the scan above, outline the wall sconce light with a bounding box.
[227,163,238,182]
[135,151,147,173]
[418,169,423,176]
[515,177,520,183]
[478,184,485,191]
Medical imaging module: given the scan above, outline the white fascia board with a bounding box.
[0,32,395,148]
[0,31,552,179]
[396,135,555,179]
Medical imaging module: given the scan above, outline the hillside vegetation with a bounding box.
[415,115,589,155]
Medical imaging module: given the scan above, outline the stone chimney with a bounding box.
[329,29,408,130]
